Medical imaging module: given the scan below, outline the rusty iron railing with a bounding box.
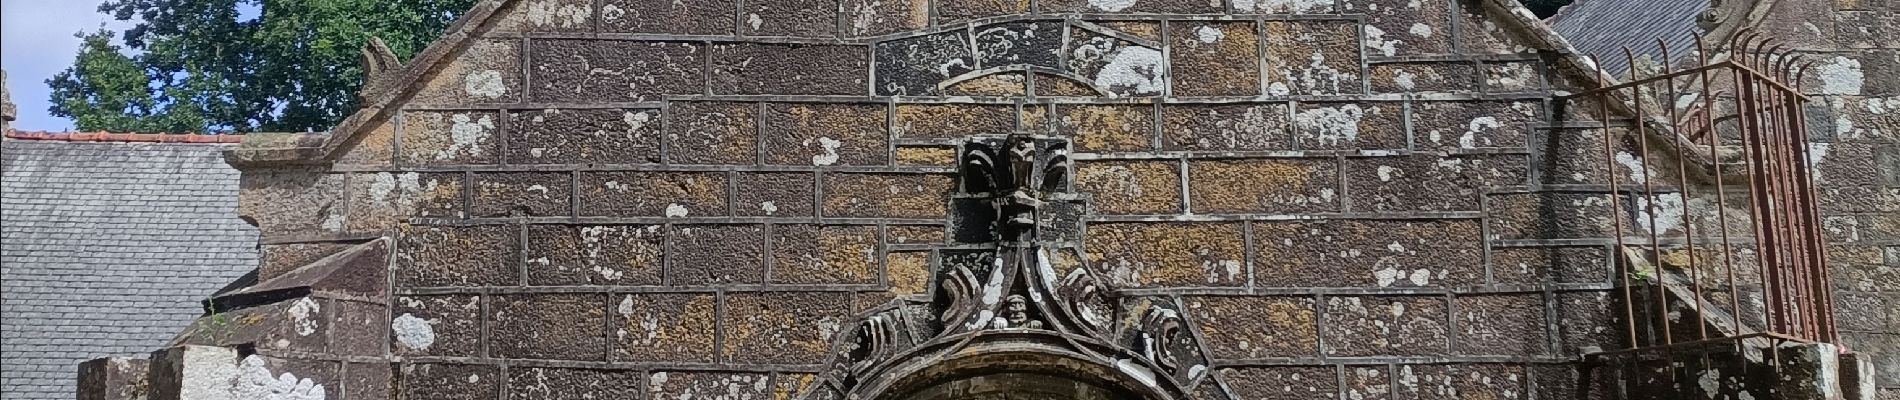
[1559,31,1837,360]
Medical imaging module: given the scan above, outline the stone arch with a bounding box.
[852,335,1185,400]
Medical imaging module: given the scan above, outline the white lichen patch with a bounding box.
[1377,165,1400,182]
[464,70,508,99]
[525,0,591,29]
[1095,46,1165,97]
[1236,0,1333,12]
[1296,104,1365,146]
[1818,56,1864,95]
[392,313,436,351]
[1197,26,1225,43]
[1460,117,1501,148]
[1394,69,1418,90]
[441,114,495,160]
[664,203,690,218]
[1364,25,1401,57]
[234,355,327,400]
[1089,0,1138,11]
[810,136,843,166]
[1632,193,1686,236]
[1409,23,1434,38]
[286,298,320,336]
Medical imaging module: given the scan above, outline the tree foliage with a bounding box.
[48,0,476,133]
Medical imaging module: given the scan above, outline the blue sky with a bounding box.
[3,0,132,131]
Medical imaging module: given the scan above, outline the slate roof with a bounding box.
[1,133,258,400]
[1547,0,1712,77]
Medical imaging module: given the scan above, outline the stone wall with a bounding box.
[165,0,1731,398]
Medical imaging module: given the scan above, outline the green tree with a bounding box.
[47,0,476,133]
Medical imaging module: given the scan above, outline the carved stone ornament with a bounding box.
[801,133,1226,400]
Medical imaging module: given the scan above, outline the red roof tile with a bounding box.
[3,130,243,144]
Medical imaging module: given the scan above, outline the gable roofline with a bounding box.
[5,130,244,144]
[231,0,1708,167]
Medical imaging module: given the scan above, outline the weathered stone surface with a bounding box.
[1840,11,1900,49]
[399,363,499,400]
[713,43,868,95]
[943,73,1028,96]
[1060,104,1156,152]
[242,169,347,235]
[1161,103,1292,151]
[525,225,664,285]
[974,22,1063,71]
[939,0,1029,22]
[1041,0,1221,13]
[492,294,606,361]
[844,0,929,37]
[1456,0,1527,54]
[530,40,705,103]
[888,225,945,244]
[599,0,736,34]
[772,225,879,284]
[1074,160,1181,215]
[337,119,397,167]
[412,40,522,105]
[1370,62,1479,93]
[346,172,463,231]
[1190,296,1319,359]
[1344,0,1452,56]
[1455,294,1548,356]
[1490,246,1611,285]
[895,146,957,166]
[876,31,974,96]
[895,103,1016,140]
[670,224,766,285]
[493,0,594,33]
[1085,222,1245,287]
[1345,366,1392,400]
[1485,61,1545,92]
[1034,73,1103,97]
[669,101,759,164]
[578,172,728,218]
[822,173,954,218]
[886,251,931,295]
[260,241,356,282]
[741,0,838,37]
[78,358,147,400]
[648,372,771,399]
[764,103,890,166]
[470,172,572,217]
[330,300,390,358]
[1295,101,1406,150]
[1220,367,1340,399]
[1263,20,1364,96]
[507,109,661,164]
[345,362,391,400]
[1323,296,1449,356]
[1347,155,1528,212]
[1835,292,1892,332]
[393,295,483,357]
[508,368,643,399]
[1169,21,1261,97]
[1067,28,1165,98]
[735,172,815,217]
[1487,192,1615,240]
[1413,101,1539,150]
[723,292,850,364]
[397,225,519,287]
[1232,0,1334,13]
[1394,364,1528,400]
[1555,291,1622,354]
[1188,159,1339,213]
[1252,220,1483,288]
[614,293,719,363]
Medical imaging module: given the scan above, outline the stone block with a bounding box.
[670,224,766,285]
[938,0,1029,22]
[647,372,771,399]
[943,73,1028,96]
[401,111,501,166]
[763,103,890,166]
[1324,296,1449,357]
[844,0,929,37]
[735,172,815,217]
[337,119,397,167]
[772,224,879,284]
[1188,159,1339,213]
[491,294,606,361]
[741,0,838,37]
[1538,127,1636,185]
[392,295,484,357]
[171,297,327,353]
[974,22,1064,71]
[1160,103,1293,151]
[1370,62,1479,93]
[1040,0,1221,13]
[875,31,974,96]
[330,300,390,358]
[1456,0,1525,54]
[1169,21,1261,97]
[346,172,463,231]
[1836,292,1893,333]
[1485,61,1544,92]
[1065,29,1164,98]
[822,173,954,218]
[1231,0,1333,13]
[507,109,662,165]
[344,362,391,400]
[1084,222,1246,287]
[894,103,1017,140]
[1294,101,1407,150]
[886,251,931,296]
[1060,104,1156,152]
[240,168,347,235]
[1034,73,1102,97]
[1842,12,1900,50]
[1075,160,1181,215]
[896,146,957,167]
[397,225,519,287]
[493,0,594,33]
[1454,294,1548,356]
[712,43,868,95]
[399,363,500,400]
[1344,0,1452,56]
[613,293,719,363]
[78,357,148,400]
[530,40,704,102]
[668,101,759,165]
[470,172,572,217]
[1554,291,1622,354]
[508,368,644,399]
[1220,367,1340,399]
[1346,365,1392,400]
[1837,255,1900,292]
[1489,246,1610,285]
[577,172,728,218]
[1826,213,1900,242]
[1189,296,1319,359]
[1486,192,1615,240]
[1252,220,1484,288]
[888,225,946,244]
[525,225,664,285]
[1817,141,1900,188]
[1347,154,1527,212]
[1263,20,1363,96]
[260,241,356,283]
[723,292,851,364]
[412,40,521,105]
[1413,101,1539,151]
[1394,364,1528,400]
[599,0,735,34]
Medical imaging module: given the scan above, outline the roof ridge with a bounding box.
[4,130,243,144]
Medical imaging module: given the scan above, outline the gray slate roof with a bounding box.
[1,138,258,400]
[1548,0,1711,77]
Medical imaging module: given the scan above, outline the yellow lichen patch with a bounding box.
[1084,223,1246,287]
[887,225,946,244]
[1075,161,1180,215]
[823,174,954,219]
[895,146,957,166]
[775,374,818,400]
[894,104,1016,139]
[1098,21,1161,42]
[1189,296,1319,358]
[1048,247,1084,278]
[1020,104,1052,133]
[335,119,396,167]
[1188,159,1338,214]
[615,294,718,362]
[887,251,931,296]
[944,73,1027,96]
[1060,105,1154,152]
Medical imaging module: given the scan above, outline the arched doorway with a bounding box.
[856,340,1173,400]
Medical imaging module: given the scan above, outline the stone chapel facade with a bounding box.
[68,0,1895,399]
